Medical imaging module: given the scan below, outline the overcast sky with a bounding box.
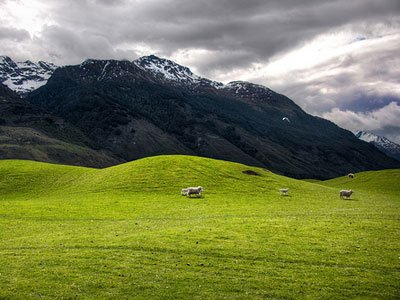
[1,0,399,142]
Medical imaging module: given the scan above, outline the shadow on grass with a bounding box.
[186,196,205,199]
[341,198,359,201]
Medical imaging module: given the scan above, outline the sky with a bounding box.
[1,0,399,142]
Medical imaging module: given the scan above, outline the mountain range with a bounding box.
[354,131,400,161]
[1,55,399,179]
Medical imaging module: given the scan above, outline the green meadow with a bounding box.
[0,155,399,299]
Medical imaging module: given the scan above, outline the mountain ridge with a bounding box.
[0,54,290,95]
[24,56,399,179]
[0,56,57,95]
[0,83,121,167]
[354,130,400,161]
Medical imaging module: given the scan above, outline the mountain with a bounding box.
[26,55,399,179]
[354,131,400,161]
[0,83,120,167]
[0,56,57,96]
[134,55,224,88]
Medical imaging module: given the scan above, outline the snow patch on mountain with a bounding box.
[0,56,57,95]
[354,130,400,161]
[133,55,229,89]
[224,81,272,93]
[133,55,277,96]
[134,55,203,85]
[0,54,276,97]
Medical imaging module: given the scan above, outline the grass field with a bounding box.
[0,155,399,299]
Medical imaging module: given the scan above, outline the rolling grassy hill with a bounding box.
[0,156,399,299]
[319,169,400,195]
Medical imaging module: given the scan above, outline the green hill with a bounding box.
[0,156,399,299]
[319,169,400,195]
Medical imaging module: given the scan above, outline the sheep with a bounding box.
[279,188,289,196]
[340,189,353,199]
[348,173,355,178]
[186,186,204,198]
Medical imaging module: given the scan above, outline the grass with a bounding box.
[319,169,400,195]
[0,155,399,299]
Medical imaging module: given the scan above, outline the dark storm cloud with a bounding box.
[34,0,399,68]
[341,95,400,112]
[132,0,399,61]
[1,0,399,65]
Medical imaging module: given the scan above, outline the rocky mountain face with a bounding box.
[0,56,57,96]
[354,131,400,161]
[0,83,120,167]
[26,55,400,179]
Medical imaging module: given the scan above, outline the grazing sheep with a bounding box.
[181,188,188,196]
[340,189,353,199]
[279,188,289,196]
[348,173,355,178]
[186,186,204,198]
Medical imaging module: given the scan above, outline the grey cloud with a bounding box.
[95,0,127,5]
[374,126,400,145]
[322,102,400,143]
[145,0,399,56]
[250,31,400,116]
[35,25,139,64]
[0,26,30,41]
[185,50,257,76]
[39,26,115,62]
[38,0,400,67]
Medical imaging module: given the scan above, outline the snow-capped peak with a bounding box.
[133,55,276,94]
[0,54,277,96]
[354,130,392,145]
[354,130,400,161]
[134,55,202,84]
[222,81,273,100]
[225,81,272,92]
[0,56,57,95]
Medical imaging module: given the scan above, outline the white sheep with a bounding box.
[186,186,204,198]
[340,189,353,199]
[348,173,355,178]
[279,188,289,196]
[181,188,188,196]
